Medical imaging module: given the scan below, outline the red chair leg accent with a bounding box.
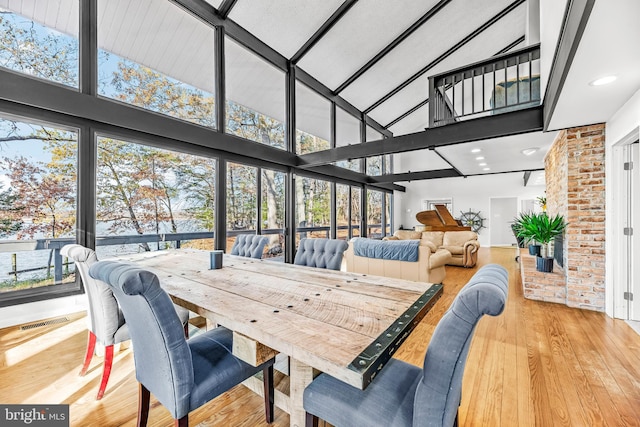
[138,383,150,427]
[175,415,188,427]
[263,365,274,423]
[79,331,97,376]
[96,344,114,400]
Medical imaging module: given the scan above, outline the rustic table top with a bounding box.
[115,249,443,390]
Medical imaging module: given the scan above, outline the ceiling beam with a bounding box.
[172,1,391,142]
[303,164,406,191]
[216,0,238,19]
[334,0,452,94]
[368,168,460,183]
[364,0,525,114]
[494,34,525,55]
[362,166,545,184]
[543,0,596,131]
[432,148,463,176]
[295,67,391,137]
[291,0,359,64]
[385,98,430,129]
[298,106,543,166]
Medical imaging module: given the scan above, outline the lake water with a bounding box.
[0,220,211,284]
[0,242,158,284]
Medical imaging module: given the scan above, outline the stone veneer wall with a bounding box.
[538,124,606,311]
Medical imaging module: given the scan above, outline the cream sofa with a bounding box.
[344,237,451,284]
[385,230,480,268]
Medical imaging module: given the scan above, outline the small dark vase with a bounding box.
[528,244,541,256]
[536,256,554,272]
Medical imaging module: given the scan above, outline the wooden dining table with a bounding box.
[114,249,443,427]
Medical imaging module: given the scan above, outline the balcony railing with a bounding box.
[429,44,541,127]
[0,225,388,288]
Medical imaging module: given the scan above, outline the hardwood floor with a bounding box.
[1,247,639,426]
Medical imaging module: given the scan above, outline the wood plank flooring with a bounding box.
[1,247,639,426]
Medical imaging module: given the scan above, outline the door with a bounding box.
[628,142,640,320]
[490,197,518,246]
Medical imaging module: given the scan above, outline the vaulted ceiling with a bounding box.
[3,0,639,185]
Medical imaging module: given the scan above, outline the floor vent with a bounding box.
[21,317,70,331]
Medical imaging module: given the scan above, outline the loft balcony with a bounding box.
[429,44,541,128]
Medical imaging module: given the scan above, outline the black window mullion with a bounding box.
[215,26,226,133]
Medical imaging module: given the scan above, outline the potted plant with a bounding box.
[514,212,567,272]
[512,212,541,256]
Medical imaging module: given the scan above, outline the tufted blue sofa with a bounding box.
[230,234,269,259]
[344,237,451,284]
[293,238,349,270]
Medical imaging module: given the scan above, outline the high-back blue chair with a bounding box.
[293,238,349,270]
[61,244,189,400]
[89,260,275,427]
[230,234,269,259]
[303,264,508,427]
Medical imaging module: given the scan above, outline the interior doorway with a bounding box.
[490,197,518,246]
[612,136,640,321]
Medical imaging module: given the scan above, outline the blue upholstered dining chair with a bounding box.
[293,238,349,270]
[61,244,190,400]
[230,234,269,259]
[88,260,275,427]
[303,264,509,427]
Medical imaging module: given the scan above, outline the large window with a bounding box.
[352,187,362,237]
[367,189,383,238]
[365,126,383,176]
[0,2,396,305]
[336,184,362,240]
[226,37,285,149]
[0,1,79,88]
[96,136,217,258]
[296,82,331,155]
[98,0,216,127]
[336,107,361,171]
[385,192,392,235]
[295,176,331,242]
[261,168,286,259]
[226,162,257,252]
[0,116,77,293]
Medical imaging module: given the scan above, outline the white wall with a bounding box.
[605,88,640,318]
[0,294,86,329]
[394,172,545,247]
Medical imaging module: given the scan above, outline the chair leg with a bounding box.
[79,331,97,376]
[138,383,150,427]
[305,412,318,427]
[263,365,274,423]
[96,344,114,400]
[184,322,189,339]
[175,416,188,427]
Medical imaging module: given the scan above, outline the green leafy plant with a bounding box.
[513,212,566,258]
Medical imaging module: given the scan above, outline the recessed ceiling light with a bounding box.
[521,147,539,156]
[589,75,617,86]
[475,156,485,160]
[483,167,490,171]
[478,162,487,166]
[471,148,481,153]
